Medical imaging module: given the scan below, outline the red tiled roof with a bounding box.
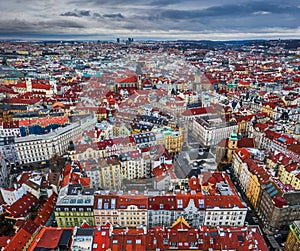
[237,138,255,148]
[0,236,10,248]
[251,165,270,183]
[235,148,251,161]
[80,177,91,188]
[152,163,174,182]
[188,177,202,192]
[3,121,19,128]
[34,193,57,226]
[4,192,38,219]
[146,225,268,251]
[17,220,39,235]
[148,195,176,210]
[287,143,300,156]
[35,228,63,249]
[110,228,145,251]
[117,194,148,209]
[93,228,110,251]
[115,75,137,83]
[4,228,32,251]
[182,106,215,116]
[285,162,298,173]
[8,97,41,105]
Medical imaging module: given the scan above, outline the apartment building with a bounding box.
[192,114,238,147]
[94,193,118,227]
[15,115,95,164]
[117,192,148,227]
[54,184,94,227]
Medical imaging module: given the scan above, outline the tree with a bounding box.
[49,154,66,173]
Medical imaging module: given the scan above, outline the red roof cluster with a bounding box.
[152,163,175,182]
[19,116,69,127]
[33,193,57,226]
[109,223,268,251]
[182,106,215,116]
[4,192,38,219]
[60,162,90,188]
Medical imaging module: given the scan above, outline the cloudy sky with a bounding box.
[1,0,300,40]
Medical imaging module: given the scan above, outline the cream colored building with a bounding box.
[278,163,300,190]
[192,115,238,147]
[117,193,148,227]
[85,157,122,190]
[15,122,82,164]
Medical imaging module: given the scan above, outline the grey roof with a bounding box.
[284,192,300,206]
[76,228,94,237]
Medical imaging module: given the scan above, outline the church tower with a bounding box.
[193,68,202,92]
[136,64,142,90]
[25,77,32,93]
[227,131,239,162]
[202,91,210,107]
[220,76,226,91]
[50,76,57,94]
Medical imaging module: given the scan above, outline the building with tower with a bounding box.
[201,91,210,107]
[0,136,20,187]
[136,63,143,90]
[26,77,32,93]
[219,76,238,93]
[193,68,202,92]
[227,131,239,161]
[114,64,143,93]
[215,131,255,166]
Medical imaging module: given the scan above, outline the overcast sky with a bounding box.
[1,0,300,40]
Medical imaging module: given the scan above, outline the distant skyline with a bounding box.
[1,0,300,41]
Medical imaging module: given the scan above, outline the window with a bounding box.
[111,198,116,209]
[98,198,102,209]
[177,199,183,209]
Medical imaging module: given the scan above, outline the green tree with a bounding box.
[49,154,66,173]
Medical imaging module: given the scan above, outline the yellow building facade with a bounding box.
[278,163,300,190]
[155,127,183,154]
[246,173,261,208]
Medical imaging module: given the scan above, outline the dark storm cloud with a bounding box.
[93,12,102,18]
[148,0,187,6]
[1,0,300,39]
[0,18,85,34]
[158,2,300,20]
[61,10,91,17]
[103,13,124,19]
